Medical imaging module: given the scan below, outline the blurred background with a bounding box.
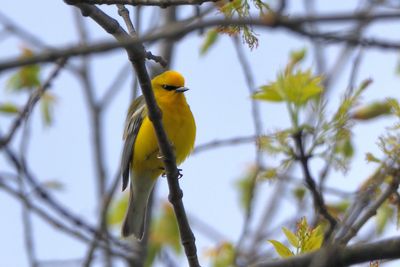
[1,1,400,266]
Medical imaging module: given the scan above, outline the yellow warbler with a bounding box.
[120,70,196,240]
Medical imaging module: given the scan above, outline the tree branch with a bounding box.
[293,130,337,237]
[2,13,400,71]
[253,236,400,267]
[64,2,201,266]
[0,176,133,259]
[75,0,217,7]
[0,58,67,148]
[340,174,399,244]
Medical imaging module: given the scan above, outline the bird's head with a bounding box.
[151,70,189,96]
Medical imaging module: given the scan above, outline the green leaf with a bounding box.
[327,200,350,218]
[200,29,219,55]
[260,168,277,180]
[253,85,284,102]
[150,203,181,253]
[107,194,129,226]
[293,187,306,202]
[335,136,354,159]
[145,203,182,267]
[365,152,381,163]
[286,48,307,74]
[268,240,294,258]
[254,70,323,106]
[0,102,20,115]
[303,225,323,252]
[290,48,306,65]
[352,101,393,121]
[6,48,41,91]
[40,92,56,126]
[208,242,235,267]
[235,167,257,212]
[282,227,298,248]
[376,201,393,234]
[396,204,400,230]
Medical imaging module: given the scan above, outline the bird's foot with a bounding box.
[158,167,183,179]
[177,169,183,179]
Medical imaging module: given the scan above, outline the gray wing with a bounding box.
[121,95,147,191]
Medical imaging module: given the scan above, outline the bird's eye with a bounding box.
[162,84,179,91]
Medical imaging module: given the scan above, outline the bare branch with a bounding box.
[0,58,67,148]
[64,2,201,266]
[75,0,217,7]
[3,147,136,258]
[232,35,263,264]
[340,174,399,244]
[293,130,337,237]
[193,135,257,155]
[0,176,132,259]
[2,13,400,71]
[253,236,400,267]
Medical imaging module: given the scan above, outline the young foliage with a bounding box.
[107,193,129,226]
[146,203,182,267]
[205,242,235,267]
[0,102,20,115]
[6,48,41,91]
[40,92,56,126]
[200,29,219,55]
[352,100,393,121]
[217,0,270,49]
[269,217,323,258]
[235,166,258,212]
[2,47,56,126]
[253,70,322,105]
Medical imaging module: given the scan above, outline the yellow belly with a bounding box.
[132,99,196,179]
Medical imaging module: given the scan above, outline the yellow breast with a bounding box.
[132,93,196,179]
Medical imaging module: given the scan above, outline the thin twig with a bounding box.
[340,174,399,244]
[76,0,217,7]
[0,176,132,259]
[0,10,47,48]
[253,236,400,267]
[232,35,263,264]
[3,147,136,257]
[100,62,131,108]
[193,135,257,155]
[2,13,400,71]
[18,122,38,267]
[65,2,201,266]
[293,130,337,238]
[0,58,67,148]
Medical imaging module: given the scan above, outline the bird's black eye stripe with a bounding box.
[162,84,179,91]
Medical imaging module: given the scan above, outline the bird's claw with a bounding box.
[159,167,183,179]
[177,168,183,179]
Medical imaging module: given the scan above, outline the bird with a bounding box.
[120,70,196,240]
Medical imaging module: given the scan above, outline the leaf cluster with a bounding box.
[1,47,56,126]
[269,217,323,258]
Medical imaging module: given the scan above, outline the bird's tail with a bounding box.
[121,174,156,240]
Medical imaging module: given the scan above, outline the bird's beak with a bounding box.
[175,87,189,93]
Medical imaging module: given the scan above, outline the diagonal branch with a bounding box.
[64,2,201,266]
[339,174,399,244]
[0,58,67,148]
[293,130,337,237]
[0,176,133,259]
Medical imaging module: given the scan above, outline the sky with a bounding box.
[1,1,400,266]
